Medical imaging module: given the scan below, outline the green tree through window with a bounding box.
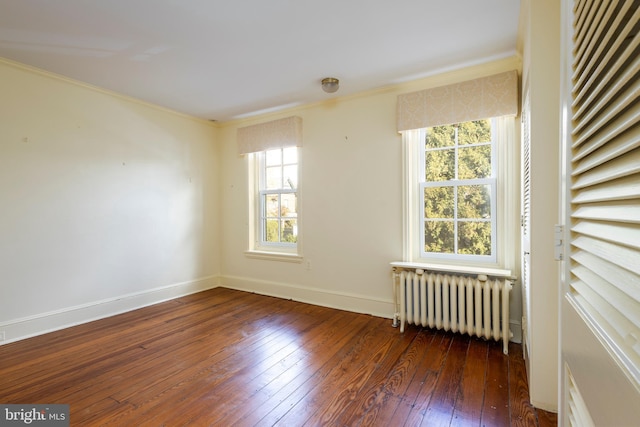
[421,119,495,257]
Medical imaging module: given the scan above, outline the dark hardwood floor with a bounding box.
[0,287,557,426]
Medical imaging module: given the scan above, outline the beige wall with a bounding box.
[0,59,220,342]
[218,57,523,321]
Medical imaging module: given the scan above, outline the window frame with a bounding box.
[258,147,298,248]
[246,146,302,262]
[418,119,498,262]
[403,116,516,269]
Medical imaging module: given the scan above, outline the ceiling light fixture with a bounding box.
[321,77,339,93]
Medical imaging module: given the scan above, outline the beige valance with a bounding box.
[396,70,518,131]
[237,116,303,155]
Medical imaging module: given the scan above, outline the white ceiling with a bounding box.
[0,0,521,122]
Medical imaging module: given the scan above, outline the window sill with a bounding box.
[245,250,303,263]
[390,261,514,279]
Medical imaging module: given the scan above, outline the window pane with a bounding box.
[281,219,297,243]
[426,125,455,148]
[458,221,492,255]
[425,148,455,181]
[458,119,491,145]
[419,118,496,260]
[264,194,280,217]
[264,219,279,242]
[457,185,491,219]
[258,146,298,248]
[283,146,297,164]
[265,149,281,166]
[459,145,491,179]
[283,165,297,189]
[424,221,454,253]
[265,166,282,189]
[281,193,297,217]
[424,186,454,218]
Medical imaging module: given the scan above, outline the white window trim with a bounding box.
[246,150,303,263]
[402,116,517,270]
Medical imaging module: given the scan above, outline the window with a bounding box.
[238,115,303,262]
[396,71,518,268]
[258,146,298,247]
[420,119,496,260]
[247,146,301,261]
[403,116,515,267]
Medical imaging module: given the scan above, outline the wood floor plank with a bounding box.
[140,338,306,425]
[228,311,371,426]
[51,292,296,416]
[71,291,270,424]
[0,289,246,392]
[419,334,470,426]
[332,326,421,426]
[271,318,397,426]
[375,329,436,425]
[509,341,540,426]
[400,331,455,426]
[75,397,136,426]
[450,337,489,427]
[0,288,555,426]
[310,325,418,426]
[481,340,512,427]
[157,305,338,425]
[208,309,363,426]
[358,393,404,427]
[0,288,240,369]
[104,299,322,425]
[385,329,438,397]
[537,408,559,427]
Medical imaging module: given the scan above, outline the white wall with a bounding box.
[218,58,524,325]
[0,59,220,343]
[519,0,560,412]
[218,91,402,316]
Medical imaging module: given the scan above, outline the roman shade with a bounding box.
[237,116,302,155]
[396,70,519,131]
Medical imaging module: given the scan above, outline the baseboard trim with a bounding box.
[220,275,396,320]
[221,275,523,344]
[1,275,523,346]
[510,320,523,344]
[0,275,220,345]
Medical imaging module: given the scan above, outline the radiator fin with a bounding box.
[394,269,513,354]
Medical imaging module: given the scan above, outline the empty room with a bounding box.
[1,0,638,425]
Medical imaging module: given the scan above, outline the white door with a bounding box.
[559,0,640,425]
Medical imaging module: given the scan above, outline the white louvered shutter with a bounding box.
[570,0,640,382]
